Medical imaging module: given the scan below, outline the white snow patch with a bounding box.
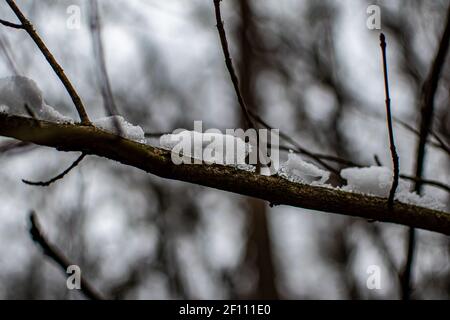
[0,76,73,123]
[341,166,445,211]
[160,130,252,166]
[278,152,330,185]
[93,115,146,143]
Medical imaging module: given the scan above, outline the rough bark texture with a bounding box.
[0,113,449,235]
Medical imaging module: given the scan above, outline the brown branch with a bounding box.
[403,4,450,300]
[213,0,255,130]
[1,114,449,235]
[29,211,104,300]
[22,153,86,187]
[0,18,23,29]
[380,33,400,209]
[4,0,91,125]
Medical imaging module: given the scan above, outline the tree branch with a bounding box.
[29,211,104,300]
[22,153,86,187]
[1,114,449,235]
[380,33,400,209]
[4,0,91,125]
[213,0,255,130]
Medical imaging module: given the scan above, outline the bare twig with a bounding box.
[213,0,255,129]
[402,4,450,300]
[380,33,400,209]
[4,0,91,125]
[22,153,86,187]
[0,18,23,29]
[29,211,104,300]
[394,116,450,155]
[88,0,122,135]
[248,110,340,174]
[400,174,450,193]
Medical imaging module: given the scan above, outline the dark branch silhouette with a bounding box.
[22,153,86,187]
[379,33,400,209]
[29,211,104,300]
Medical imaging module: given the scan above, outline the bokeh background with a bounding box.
[0,0,448,299]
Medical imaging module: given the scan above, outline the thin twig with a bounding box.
[394,116,450,155]
[213,0,270,174]
[29,211,104,300]
[400,175,450,193]
[88,0,122,135]
[402,4,450,300]
[248,109,340,174]
[0,18,23,29]
[213,0,255,130]
[380,33,400,209]
[22,153,86,187]
[4,0,91,125]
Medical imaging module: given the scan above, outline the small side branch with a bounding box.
[213,0,255,130]
[29,211,104,300]
[22,153,86,187]
[4,0,91,125]
[380,33,400,209]
[0,18,23,29]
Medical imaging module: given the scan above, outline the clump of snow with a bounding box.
[278,152,330,185]
[340,166,408,197]
[160,130,251,165]
[341,166,445,211]
[93,115,146,143]
[0,76,73,123]
[0,105,9,113]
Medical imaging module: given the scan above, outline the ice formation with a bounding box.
[278,152,330,185]
[0,76,73,123]
[93,115,146,143]
[160,130,251,165]
[341,166,444,211]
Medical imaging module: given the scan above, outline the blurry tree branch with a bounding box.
[379,33,400,209]
[29,211,104,300]
[88,0,122,134]
[0,114,449,235]
[403,3,450,300]
[213,0,255,130]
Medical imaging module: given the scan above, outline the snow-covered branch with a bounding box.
[0,113,449,235]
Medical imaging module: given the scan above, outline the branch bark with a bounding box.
[1,114,449,235]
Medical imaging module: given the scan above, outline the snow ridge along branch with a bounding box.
[0,113,449,235]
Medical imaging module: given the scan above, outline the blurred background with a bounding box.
[0,0,448,299]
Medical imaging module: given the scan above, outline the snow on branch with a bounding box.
[0,113,449,235]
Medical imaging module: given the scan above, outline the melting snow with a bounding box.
[278,152,330,185]
[160,130,252,166]
[93,115,146,143]
[0,76,73,123]
[341,166,445,211]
